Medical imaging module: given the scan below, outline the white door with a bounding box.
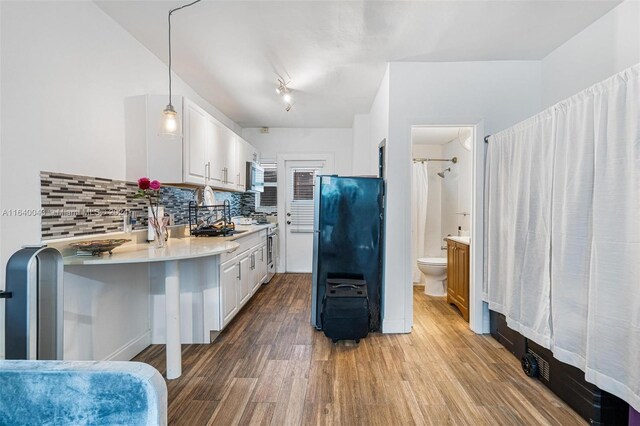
[284,160,328,272]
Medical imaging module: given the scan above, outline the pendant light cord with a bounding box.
[167,0,202,106]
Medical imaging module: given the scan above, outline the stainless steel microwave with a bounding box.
[245,161,264,192]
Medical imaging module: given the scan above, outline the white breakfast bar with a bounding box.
[57,225,271,380]
[63,237,239,379]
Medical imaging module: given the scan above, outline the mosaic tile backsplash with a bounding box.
[40,172,255,240]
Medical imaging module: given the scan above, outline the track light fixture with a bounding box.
[276,78,293,112]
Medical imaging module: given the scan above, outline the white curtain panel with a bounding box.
[486,111,555,348]
[550,93,595,369]
[486,64,640,411]
[411,162,429,283]
[584,66,640,411]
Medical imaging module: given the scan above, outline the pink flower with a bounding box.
[149,180,161,191]
[138,177,150,190]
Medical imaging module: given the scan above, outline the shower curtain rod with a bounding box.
[413,157,458,163]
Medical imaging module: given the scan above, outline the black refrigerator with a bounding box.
[311,175,384,331]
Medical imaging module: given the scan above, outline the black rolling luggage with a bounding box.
[321,278,370,343]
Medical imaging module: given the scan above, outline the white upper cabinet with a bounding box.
[183,99,208,185]
[221,127,238,190]
[126,95,259,192]
[208,121,238,190]
[235,138,258,191]
[236,139,247,191]
[124,95,183,184]
[207,117,225,186]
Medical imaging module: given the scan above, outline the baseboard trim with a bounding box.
[104,331,151,361]
[382,318,411,334]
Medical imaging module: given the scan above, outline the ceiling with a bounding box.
[96,1,621,128]
[412,126,471,146]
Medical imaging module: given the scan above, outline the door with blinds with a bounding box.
[285,160,327,272]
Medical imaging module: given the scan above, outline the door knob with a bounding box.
[287,221,291,225]
[286,213,291,217]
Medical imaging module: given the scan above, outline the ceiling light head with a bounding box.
[276,78,293,111]
[276,79,288,95]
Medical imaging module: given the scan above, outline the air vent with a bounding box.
[527,349,550,381]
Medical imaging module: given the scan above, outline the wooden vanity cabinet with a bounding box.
[447,240,469,321]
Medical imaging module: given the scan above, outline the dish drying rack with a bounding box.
[188,200,237,237]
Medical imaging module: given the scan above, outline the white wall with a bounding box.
[242,127,353,176]
[541,0,640,107]
[383,61,542,333]
[242,127,353,272]
[352,114,372,176]
[0,1,242,358]
[367,66,390,176]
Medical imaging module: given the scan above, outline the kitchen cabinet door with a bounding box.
[236,139,248,192]
[222,128,238,190]
[220,259,239,327]
[250,245,265,294]
[257,244,267,287]
[235,138,258,192]
[183,99,208,185]
[206,118,225,186]
[238,254,251,307]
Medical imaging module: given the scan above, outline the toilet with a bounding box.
[417,257,447,296]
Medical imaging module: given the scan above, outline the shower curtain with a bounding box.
[412,162,429,283]
[485,64,640,411]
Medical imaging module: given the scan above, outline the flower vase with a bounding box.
[153,221,168,248]
[148,206,167,248]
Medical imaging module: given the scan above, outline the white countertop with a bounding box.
[60,223,272,266]
[222,224,272,241]
[447,236,470,245]
[63,237,240,266]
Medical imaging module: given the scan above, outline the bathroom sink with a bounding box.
[448,236,470,244]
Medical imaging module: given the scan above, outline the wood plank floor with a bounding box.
[134,274,585,425]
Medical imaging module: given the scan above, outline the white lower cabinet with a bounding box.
[217,231,268,329]
[251,243,267,294]
[220,258,239,328]
[238,254,251,306]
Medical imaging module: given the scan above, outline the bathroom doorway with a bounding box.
[411,125,475,325]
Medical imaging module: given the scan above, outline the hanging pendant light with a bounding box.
[160,0,202,137]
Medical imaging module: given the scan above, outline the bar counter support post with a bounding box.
[165,260,181,379]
